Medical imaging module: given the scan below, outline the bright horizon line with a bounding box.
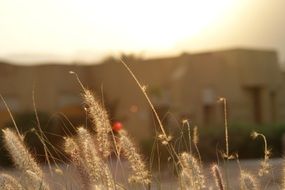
[2,0,285,65]
[1,46,284,66]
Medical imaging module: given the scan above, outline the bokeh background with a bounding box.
[1,0,285,167]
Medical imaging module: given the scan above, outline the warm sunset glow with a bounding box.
[1,0,285,63]
[68,0,238,50]
[0,0,237,59]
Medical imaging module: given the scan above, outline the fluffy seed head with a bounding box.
[250,131,259,139]
[119,130,151,185]
[76,127,115,189]
[64,137,91,189]
[193,126,199,145]
[251,131,271,176]
[26,170,50,190]
[179,152,206,189]
[83,89,112,157]
[158,133,172,145]
[282,160,285,190]
[211,164,224,190]
[240,170,259,190]
[0,173,23,190]
[2,128,42,178]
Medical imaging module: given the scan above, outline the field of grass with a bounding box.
[0,61,284,190]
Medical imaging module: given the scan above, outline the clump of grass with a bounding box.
[179,152,206,190]
[2,128,49,190]
[182,119,192,154]
[65,126,116,189]
[64,136,90,188]
[69,71,113,158]
[0,66,281,190]
[82,89,112,158]
[76,127,115,189]
[251,131,271,176]
[211,164,225,190]
[2,128,42,177]
[25,170,50,190]
[157,133,172,145]
[240,170,259,190]
[192,126,202,165]
[0,173,23,190]
[118,129,151,185]
[283,160,285,190]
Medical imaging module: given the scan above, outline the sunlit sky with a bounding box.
[0,0,285,64]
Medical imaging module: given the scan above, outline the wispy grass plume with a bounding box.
[118,129,151,185]
[64,137,91,189]
[0,173,23,190]
[26,170,50,190]
[283,160,285,190]
[83,89,112,158]
[240,170,259,190]
[251,131,271,176]
[2,128,42,177]
[2,128,49,189]
[76,127,115,189]
[179,152,206,190]
[211,164,225,190]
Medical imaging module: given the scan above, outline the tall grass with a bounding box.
[0,62,282,189]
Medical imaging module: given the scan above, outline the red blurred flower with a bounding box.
[112,121,123,132]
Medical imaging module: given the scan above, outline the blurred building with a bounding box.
[1,48,285,140]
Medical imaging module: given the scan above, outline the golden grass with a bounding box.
[0,62,281,190]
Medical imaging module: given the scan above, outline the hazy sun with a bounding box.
[69,0,238,50]
[1,0,239,59]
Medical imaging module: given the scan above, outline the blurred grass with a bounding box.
[141,123,285,165]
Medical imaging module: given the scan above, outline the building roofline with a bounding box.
[1,47,279,67]
[189,47,277,56]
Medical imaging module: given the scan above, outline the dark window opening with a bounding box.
[246,87,262,124]
[270,91,277,123]
[203,104,215,125]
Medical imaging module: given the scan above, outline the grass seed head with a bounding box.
[0,173,23,190]
[240,170,259,190]
[2,128,43,178]
[83,89,112,158]
[179,152,206,190]
[119,130,151,185]
[211,164,225,190]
